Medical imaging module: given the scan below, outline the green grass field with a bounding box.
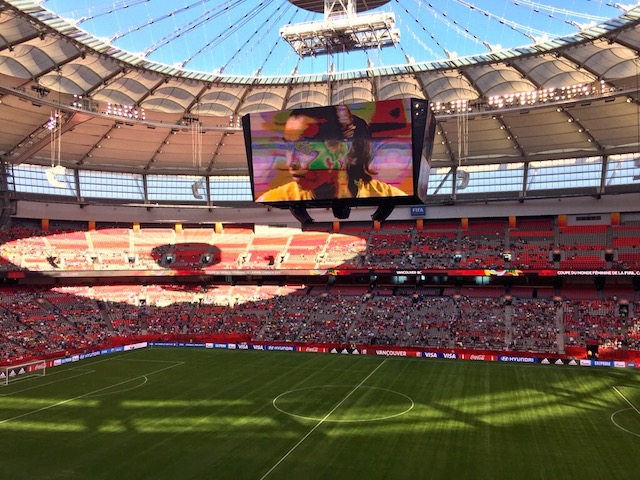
[1,348,640,479]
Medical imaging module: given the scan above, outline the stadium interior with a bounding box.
[5,2,640,478]
[1,0,640,367]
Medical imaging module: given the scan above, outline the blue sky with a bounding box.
[41,0,630,77]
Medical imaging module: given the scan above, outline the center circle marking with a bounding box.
[611,408,640,438]
[273,384,414,423]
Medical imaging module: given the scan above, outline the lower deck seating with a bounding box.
[0,285,637,364]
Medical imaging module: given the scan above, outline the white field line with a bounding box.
[613,386,640,415]
[0,361,183,425]
[110,357,184,363]
[611,386,640,437]
[0,368,95,396]
[610,409,640,438]
[260,358,388,480]
[86,376,149,398]
[0,348,176,395]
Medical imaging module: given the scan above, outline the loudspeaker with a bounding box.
[191,181,204,199]
[45,165,67,189]
[371,204,395,223]
[456,169,470,190]
[332,202,351,219]
[290,205,314,225]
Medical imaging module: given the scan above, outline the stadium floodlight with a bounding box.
[0,359,46,386]
[280,7,399,57]
[45,164,67,189]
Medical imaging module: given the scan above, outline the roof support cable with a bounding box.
[451,0,554,43]
[220,2,293,74]
[394,0,452,59]
[404,0,487,49]
[634,54,640,181]
[64,0,151,26]
[181,0,277,68]
[504,0,610,23]
[253,6,301,76]
[111,0,220,43]
[143,0,247,57]
[395,13,442,60]
[272,9,310,75]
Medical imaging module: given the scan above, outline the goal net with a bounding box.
[0,359,46,386]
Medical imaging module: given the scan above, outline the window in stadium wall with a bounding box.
[526,157,602,190]
[147,174,208,203]
[146,175,252,202]
[209,176,252,201]
[455,163,524,194]
[12,164,76,197]
[605,153,640,186]
[79,170,144,200]
[426,166,454,196]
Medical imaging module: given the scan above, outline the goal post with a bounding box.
[0,359,46,386]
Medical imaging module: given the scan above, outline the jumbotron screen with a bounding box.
[243,98,435,207]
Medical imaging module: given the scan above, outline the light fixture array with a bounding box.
[106,102,145,120]
[430,80,616,114]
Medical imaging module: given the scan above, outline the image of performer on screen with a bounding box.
[256,105,406,202]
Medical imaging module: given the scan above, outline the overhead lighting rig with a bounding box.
[106,102,145,120]
[32,85,50,98]
[280,1,399,57]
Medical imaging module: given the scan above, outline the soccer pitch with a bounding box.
[1,348,640,479]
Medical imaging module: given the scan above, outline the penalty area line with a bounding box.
[0,361,183,426]
[613,386,640,416]
[0,368,96,396]
[260,358,388,480]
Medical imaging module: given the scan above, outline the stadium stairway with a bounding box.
[504,303,513,347]
[345,299,370,342]
[183,303,199,334]
[556,306,565,354]
[255,307,275,339]
[36,296,91,343]
[84,232,94,251]
[97,302,115,332]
